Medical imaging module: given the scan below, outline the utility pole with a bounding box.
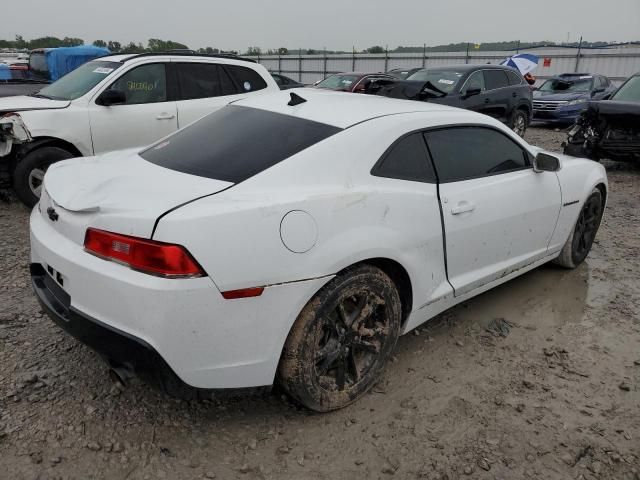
[574,36,583,72]
[352,46,356,71]
[422,43,426,67]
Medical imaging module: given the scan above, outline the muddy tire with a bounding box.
[278,265,402,412]
[510,109,528,137]
[13,146,74,208]
[554,188,604,269]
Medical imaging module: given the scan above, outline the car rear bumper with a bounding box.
[31,262,187,392]
[30,207,332,391]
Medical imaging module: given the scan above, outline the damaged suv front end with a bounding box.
[0,113,33,156]
[563,73,640,162]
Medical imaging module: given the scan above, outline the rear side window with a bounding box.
[175,62,237,99]
[372,133,436,183]
[506,70,524,86]
[484,70,509,90]
[225,65,267,92]
[424,127,528,182]
[141,105,341,183]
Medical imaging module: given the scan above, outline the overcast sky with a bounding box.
[5,0,640,51]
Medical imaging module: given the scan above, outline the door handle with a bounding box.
[484,98,490,103]
[512,92,517,97]
[156,113,175,120]
[451,202,476,215]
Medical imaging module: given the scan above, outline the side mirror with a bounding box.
[97,89,126,106]
[533,152,561,173]
[591,88,605,96]
[313,80,321,86]
[462,87,481,99]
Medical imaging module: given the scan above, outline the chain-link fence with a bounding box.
[248,45,640,86]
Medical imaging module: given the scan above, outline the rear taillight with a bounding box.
[84,228,205,278]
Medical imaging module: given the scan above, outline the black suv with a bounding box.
[372,65,533,136]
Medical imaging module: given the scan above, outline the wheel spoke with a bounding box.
[335,356,346,390]
[347,350,360,383]
[315,338,339,362]
[336,302,349,329]
[352,338,381,354]
[30,169,45,181]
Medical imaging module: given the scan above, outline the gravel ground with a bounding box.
[0,127,639,480]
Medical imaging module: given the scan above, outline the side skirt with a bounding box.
[401,249,561,334]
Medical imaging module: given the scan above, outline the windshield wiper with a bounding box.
[29,93,63,100]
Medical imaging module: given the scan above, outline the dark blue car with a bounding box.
[532,73,616,124]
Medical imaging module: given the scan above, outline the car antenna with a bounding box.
[288,92,307,106]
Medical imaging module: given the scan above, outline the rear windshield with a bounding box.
[140,105,341,183]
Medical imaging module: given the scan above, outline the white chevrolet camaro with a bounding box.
[30,89,607,411]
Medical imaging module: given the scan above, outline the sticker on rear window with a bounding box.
[93,67,114,74]
[438,79,455,85]
[341,80,353,85]
[243,81,252,91]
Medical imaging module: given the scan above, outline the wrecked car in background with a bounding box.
[370,65,533,136]
[563,72,640,162]
[532,73,616,124]
[0,52,278,207]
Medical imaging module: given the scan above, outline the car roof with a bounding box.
[98,53,258,66]
[419,64,509,72]
[232,88,464,128]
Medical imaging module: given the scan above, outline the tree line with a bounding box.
[1,35,636,56]
[0,35,234,54]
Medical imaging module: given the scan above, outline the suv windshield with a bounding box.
[611,76,640,102]
[316,75,361,90]
[405,69,464,93]
[538,77,593,93]
[37,60,122,100]
[141,105,341,183]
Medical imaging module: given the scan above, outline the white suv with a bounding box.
[0,53,279,206]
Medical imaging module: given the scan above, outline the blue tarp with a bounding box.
[45,45,110,81]
[0,63,10,80]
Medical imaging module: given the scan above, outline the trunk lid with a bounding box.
[40,150,232,245]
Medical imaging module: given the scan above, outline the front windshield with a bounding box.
[405,69,464,93]
[316,75,360,90]
[538,77,593,93]
[37,60,122,100]
[611,76,640,102]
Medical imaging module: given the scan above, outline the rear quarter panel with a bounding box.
[152,112,472,316]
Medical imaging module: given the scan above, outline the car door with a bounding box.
[424,126,561,296]
[174,62,268,127]
[481,69,512,122]
[88,62,178,154]
[458,70,490,113]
